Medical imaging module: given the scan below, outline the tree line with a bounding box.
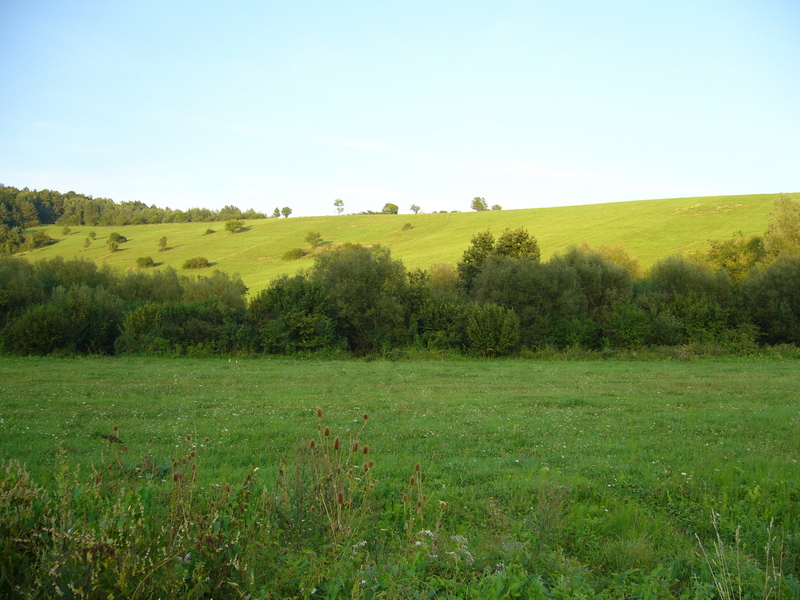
[1,194,798,357]
[0,184,268,254]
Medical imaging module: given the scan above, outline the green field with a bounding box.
[18,192,791,295]
[1,356,798,597]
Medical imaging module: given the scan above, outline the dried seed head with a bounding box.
[192,463,196,471]
[337,492,344,505]
[186,434,192,442]
[363,462,369,472]
[369,483,374,490]
[190,450,196,459]
[317,424,322,431]
[121,446,128,453]
[225,484,231,494]
[352,442,359,453]
[334,437,341,451]
[369,460,375,469]
[417,500,423,508]
[204,437,210,443]
[415,463,421,472]
[410,476,416,486]
[363,413,369,421]
[173,472,183,482]
[181,457,187,465]
[316,407,323,419]
[324,427,331,437]
[422,495,427,502]
[402,494,409,503]
[113,425,119,432]
[439,501,447,509]
[309,440,316,450]
[362,445,369,455]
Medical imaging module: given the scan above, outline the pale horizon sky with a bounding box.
[1,1,798,217]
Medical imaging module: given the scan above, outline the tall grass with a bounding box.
[1,356,798,597]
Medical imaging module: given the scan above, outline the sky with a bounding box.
[1,1,799,217]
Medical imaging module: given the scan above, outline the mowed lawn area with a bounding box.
[1,356,798,593]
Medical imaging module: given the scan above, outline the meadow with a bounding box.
[19,192,785,294]
[1,356,798,598]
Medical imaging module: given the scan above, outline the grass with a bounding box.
[17,192,793,295]
[1,356,798,597]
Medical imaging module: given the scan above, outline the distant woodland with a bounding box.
[0,184,266,254]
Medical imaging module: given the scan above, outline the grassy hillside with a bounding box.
[18,192,792,295]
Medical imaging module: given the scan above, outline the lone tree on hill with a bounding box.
[306,231,322,248]
[225,219,244,233]
[382,203,399,214]
[334,198,344,215]
[410,204,421,214]
[281,207,293,218]
[471,197,489,211]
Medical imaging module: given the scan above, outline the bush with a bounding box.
[248,275,341,353]
[225,219,244,233]
[203,228,215,235]
[1,284,123,355]
[467,303,520,356]
[309,244,409,352]
[116,299,250,355]
[136,256,155,269]
[182,257,210,269]
[742,255,800,345]
[281,248,307,261]
[107,232,127,244]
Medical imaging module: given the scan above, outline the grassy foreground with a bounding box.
[1,356,799,598]
[19,192,790,294]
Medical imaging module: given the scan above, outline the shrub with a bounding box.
[466,302,520,356]
[1,284,123,355]
[136,256,155,269]
[182,257,210,269]
[282,248,307,261]
[309,244,409,352]
[248,275,341,353]
[225,219,244,233]
[106,240,119,252]
[108,231,127,244]
[203,228,215,235]
[741,255,800,344]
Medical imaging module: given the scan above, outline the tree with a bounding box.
[334,198,344,215]
[471,197,488,211]
[62,226,71,236]
[382,203,399,214]
[272,207,281,219]
[309,243,409,351]
[410,204,421,214]
[136,256,155,269]
[457,230,495,294]
[158,236,168,251]
[306,231,322,249]
[281,207,292,218]
[491,204,502,211]
[494,227,540,261]
[83,237,91,249]
[225,219,244,233]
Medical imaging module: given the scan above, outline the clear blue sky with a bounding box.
[1,1,798,216]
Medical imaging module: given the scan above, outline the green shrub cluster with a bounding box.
[2,226,800,357]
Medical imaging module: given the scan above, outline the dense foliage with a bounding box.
[0,184,266,254]
[1,196,799,357]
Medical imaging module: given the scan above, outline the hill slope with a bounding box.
[19,192,791,294]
